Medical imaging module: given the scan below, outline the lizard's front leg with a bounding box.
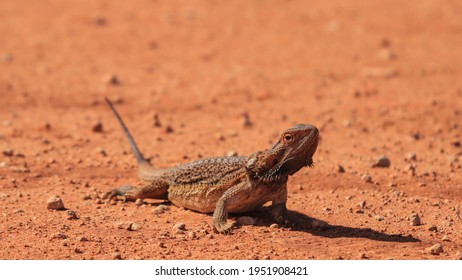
[268,184,288,224]
[212,181,252,234]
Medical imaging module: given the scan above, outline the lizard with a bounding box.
[103,97,319,233]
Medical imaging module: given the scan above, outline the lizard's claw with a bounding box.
[213,221,235,234]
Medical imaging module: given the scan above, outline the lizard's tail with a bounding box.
[104,97,150,166]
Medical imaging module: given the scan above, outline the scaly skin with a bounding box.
[103,98,319,233]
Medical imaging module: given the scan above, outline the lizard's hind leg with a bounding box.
[104,185,139,202]
[104,179,169,202]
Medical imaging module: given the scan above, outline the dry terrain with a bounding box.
[0,0,461,259]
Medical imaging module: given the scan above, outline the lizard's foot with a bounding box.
[103,185,138,202]
[268,203,288,224]
[213,220,235,234]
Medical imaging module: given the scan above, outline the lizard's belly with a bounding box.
[167,184,221,213]
[167,183,279,214]
[169,194,265,214]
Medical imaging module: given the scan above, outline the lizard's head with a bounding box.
[246,124,319,182]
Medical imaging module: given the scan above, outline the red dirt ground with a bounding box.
[1,0,461,260]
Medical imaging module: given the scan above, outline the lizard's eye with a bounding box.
[283,134,293,142]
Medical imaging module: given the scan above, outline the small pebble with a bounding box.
[92,122,104,133]
[374,215,385,221]
[175,229,185,235]
[135,199,144,206]
[47,195,65,210]
[427,244,443,255]
[269,223,280,229]
[173,222,186,230]
[226,151,238,157]
[51,233,68,240]
[372,155,391,168]
[165,125,174,133]
[405,164,416,176]
[153,113,162,127]
[153,204,169,214]
[410,213,421,226]
[2,149,14,157]
[112,252,122,260]
[82,194,92,200]
[451,139,461,147]
[159,242,166,248]
[337,164,345,173]
[116,221,134,230]
[74,248,83,254]
[455,252,462,260]
[236,216,256,226]
[442,235,450,242]
[359,253,368,259]
[405,153,417,161]
[67,210,79,220]
[188,231,197,239]
[241,112,253,127]
[362,173,373,183]
[103,74,120,85]
[96,147,107,156]
[427,225,438,232]
[358,200,367,208]
[129,223,141,231]
[78,236,89,242]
